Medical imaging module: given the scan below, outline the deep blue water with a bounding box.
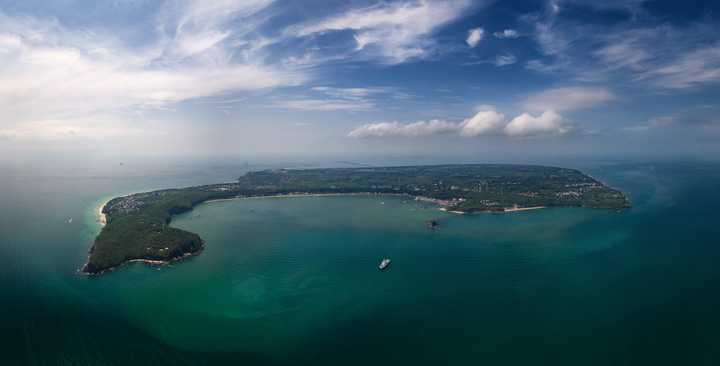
[1,158,719,365]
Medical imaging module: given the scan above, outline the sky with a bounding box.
[0,0,719,161]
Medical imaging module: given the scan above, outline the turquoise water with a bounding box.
[1,159,720,365]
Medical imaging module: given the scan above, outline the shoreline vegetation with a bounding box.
[83,164,630,275]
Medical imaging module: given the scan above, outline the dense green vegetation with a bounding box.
[84,164,629,274]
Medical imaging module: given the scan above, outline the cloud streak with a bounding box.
[273,86,410,111]
[348,119,459,138]
[638,44,720,89]
[494,53,517,67]
[527,6,720,90]
[292,0,474,63]
[521,87,615,112]
[274,99,374,112]
[494,29,519,39]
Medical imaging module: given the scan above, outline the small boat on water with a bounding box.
[378,258,391,271]
[67,217,73,224]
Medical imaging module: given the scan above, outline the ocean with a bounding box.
[1,157,719,365]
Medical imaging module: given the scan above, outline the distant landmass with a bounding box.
[83,164,630,275]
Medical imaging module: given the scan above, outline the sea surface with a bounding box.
[1,158,720,365]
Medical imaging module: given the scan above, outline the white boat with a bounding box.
[378,258,391,270]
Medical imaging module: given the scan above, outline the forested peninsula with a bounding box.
[83,164,630,275]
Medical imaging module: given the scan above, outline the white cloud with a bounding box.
[593,30,720,89]
[520,87,614,112]
[524,59,564,73]
[462,53,517,67]
[274,99,374,112]
[274,86,410,111]
[310,86,404,100]
[349,119,459,138]
[493,29,519,39]
[466,27,484,48]
[527,8,720,91]
[293,0,473,64]
[161,0,276,58]
[459,109,505,136]
[494,53,517,67]
[349,107,569,139]
[639,45,720,89]
[505,110,568,137]
[0,31,300,113]
[593,37,651,71]
[533,21,570,56]
[0,3,305,138]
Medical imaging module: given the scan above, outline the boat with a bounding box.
[378,258,391,271]
[67,217,73,224]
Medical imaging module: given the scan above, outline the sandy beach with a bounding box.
[503,206,546,212]
[97,199,109,227]
[439,207,466,214]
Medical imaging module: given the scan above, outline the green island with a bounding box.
[83,164,630,275]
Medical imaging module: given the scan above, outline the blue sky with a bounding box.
[0,0,719,160]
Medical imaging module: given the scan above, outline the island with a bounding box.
[83,164,630,275]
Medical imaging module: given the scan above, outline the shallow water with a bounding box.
[1,159,719,365]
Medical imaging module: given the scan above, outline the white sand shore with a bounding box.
[97,199,110,226]
[202,197,240,204]
[503,206,545,212]
[439,207,466,214]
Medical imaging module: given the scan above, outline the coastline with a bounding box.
[97,199,109,227]
[83,193,198,276]
[84,192,551,275]
[80,242,205,276]
[84,192,433,275]
[439,208,466,214]
[503,206,546,212]
[203,192,465,214]
[83,164,628,276]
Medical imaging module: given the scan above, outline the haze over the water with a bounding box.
[1,0,719,162]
